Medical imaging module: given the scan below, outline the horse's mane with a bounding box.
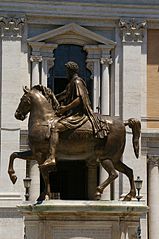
[32,85,60,111]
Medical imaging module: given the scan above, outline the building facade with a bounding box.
[0,0,159,238]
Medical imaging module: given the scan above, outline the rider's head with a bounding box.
[65,61,79,78]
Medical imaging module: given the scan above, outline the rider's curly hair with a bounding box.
[65,61,79,73]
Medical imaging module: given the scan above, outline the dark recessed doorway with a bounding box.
[42,44,93,200]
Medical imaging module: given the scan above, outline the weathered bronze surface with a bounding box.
[8,61,141,201]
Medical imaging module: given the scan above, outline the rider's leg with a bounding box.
[43,128,59,167]
[41,122,64,168]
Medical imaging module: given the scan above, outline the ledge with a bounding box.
[18,200,148,217]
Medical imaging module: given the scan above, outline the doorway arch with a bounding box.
[47,44,92,99]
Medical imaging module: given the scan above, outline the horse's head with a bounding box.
[15,86,31,121]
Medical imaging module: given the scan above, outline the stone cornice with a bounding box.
[1,1,159,23]
[18,200,148,217]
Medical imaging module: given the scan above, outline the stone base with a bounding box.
[18,200,148,239]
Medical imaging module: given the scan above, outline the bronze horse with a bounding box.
[8,85,141,201]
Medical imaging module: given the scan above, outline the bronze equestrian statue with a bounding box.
[8,61,141,201]
[41,61,109,169]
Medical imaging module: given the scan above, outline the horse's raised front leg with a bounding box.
[114,161,136,201]
[95,159,118,200]
[8,150,33,184]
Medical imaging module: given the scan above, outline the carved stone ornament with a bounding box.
[148,155,159,167]
[119,18,147,42]
[30,55,42,62]
[86,61,94,74]
[100,57,113,65]
[0,16,25,38]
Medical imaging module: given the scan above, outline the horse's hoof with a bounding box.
[45,195,50,200]
[123,195,132,201]
[11,175,17,184]
[94,191,101,200]
[36,192,46,202]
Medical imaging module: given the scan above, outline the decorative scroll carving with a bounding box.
[86,61,94,74]
[100,57,113,65]
[30,55,42,62]
[119,18,147,42]
[45,57,55,70]
[0,16,25,38]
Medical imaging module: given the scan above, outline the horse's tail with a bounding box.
[124,118,141,158]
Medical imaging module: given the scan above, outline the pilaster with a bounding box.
[119,18,147,201]
[0,16,25,204]
[119,18,147,120]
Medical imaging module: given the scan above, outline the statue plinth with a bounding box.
[18,200,148,239]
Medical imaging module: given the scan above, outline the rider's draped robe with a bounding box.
[58,75,109,138]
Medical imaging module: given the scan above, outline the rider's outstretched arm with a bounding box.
[56,90,67,102]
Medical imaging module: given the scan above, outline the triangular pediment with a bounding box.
[28,23,116,48]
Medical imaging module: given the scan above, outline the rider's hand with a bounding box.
[56,106,67,116]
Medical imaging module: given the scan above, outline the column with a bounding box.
[29,42,44,86]
[41,57,50,86]
[29,55,42,200]
[41,43,57,86]
[87,159,98,200]
[100,48,113,200]
[84,45,115,200]
[30,55,42,86]
[100,57,112,115]
[28,44,43,200]
[148,156,159,239]
[100,56,112,200]
[84,45,101,112]
[29,55,42,201]
[28,43,58,200]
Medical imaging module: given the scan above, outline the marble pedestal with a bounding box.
[18,200,148,239]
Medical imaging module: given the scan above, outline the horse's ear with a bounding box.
[23,86,29,93]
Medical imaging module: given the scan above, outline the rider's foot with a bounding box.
[40,157,56,168]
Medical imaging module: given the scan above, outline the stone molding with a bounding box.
[28,23,116,47]
[119,18,147,42]
[0,16,25,38]
[0,1,159,24]
[148,155,159,167]
[29,42,58,56]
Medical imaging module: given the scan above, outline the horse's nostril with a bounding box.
[15,111,23,120]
